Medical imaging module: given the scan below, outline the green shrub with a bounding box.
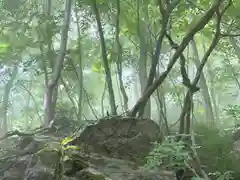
[145,136,191,169]
[145,123,240,179]
[194,122,240,179]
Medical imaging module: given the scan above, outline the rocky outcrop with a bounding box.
[0,116,174,180]
[71,116,162,164]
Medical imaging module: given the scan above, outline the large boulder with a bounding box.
[72,116,162,163]
[0,116,174,180]
[233,127,240,141]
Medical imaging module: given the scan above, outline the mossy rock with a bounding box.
[75,168,110,180]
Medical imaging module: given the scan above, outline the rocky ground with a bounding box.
[0,116,177,180]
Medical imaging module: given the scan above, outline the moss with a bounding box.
[194,122,240,179]
[76,169,107,180]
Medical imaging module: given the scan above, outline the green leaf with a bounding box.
[0,43,10,48]
[92,61,104,73]
[63,145,80,151]
[197,106,205,114]
[62,155,70,162]
[0,43,10,53]
[61,136,74,146]
[96,0,105,4]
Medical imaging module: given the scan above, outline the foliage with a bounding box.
[0,0,238,128]
[1,0,240,178]
[209,171,234,180]
[194,123,240,179]
[35,135,80,180]
[145,125,239,179]
[145,137,191,169]
[223,105,240,122]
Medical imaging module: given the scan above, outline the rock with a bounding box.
[233,127,240,141]
[37,143,59,169]
[71,116,162,164]
[25,165,53,180]
[227,126,240,155]
[75,168,111,180]
[2,166,23,180]
[52,110,80,136]
[17,136,34,150]
[233,139,240,154]
[0,116,173,180]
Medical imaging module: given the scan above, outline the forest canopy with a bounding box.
[0,0,240,132]
[2,0,240,179]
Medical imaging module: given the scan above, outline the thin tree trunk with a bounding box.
[46,0,59,120]
[101,81,107,116]
[129,2,221,117]
[60,77,77,113]
[191,39,215,123]
[44,0,72,126]
[75,5,84,121]
[228,38,240,90]
[115,0,128,112]
[206,63,220,122]
[136,0,150,118]
[179,17,221,138]
[155,85,169,134]
[92,0,117,115]
[2,66,18,134]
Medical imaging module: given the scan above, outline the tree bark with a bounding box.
[129,1,222,117]
[178,9,222,138]
[92,0,117,115]
[206,62,220,122]
[137,1,150,118]
[44,0,72,126]
[75,5,84,121]
[228,37,240,90]
[191,39,215,123]
[2,66,18,134]
[115,0,128,112]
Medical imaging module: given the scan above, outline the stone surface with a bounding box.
[72,117,162,163]
[0,116,174,180]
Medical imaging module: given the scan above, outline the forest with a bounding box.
[1,0,240,180]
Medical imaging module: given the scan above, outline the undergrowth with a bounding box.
[145,122,240,180]
[194,123,240,180]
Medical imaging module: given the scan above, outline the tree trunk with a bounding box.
[92,0,117,115]
[136,1,150,118]
[75,6,84,121]
[138,53,151,118]
[206,63,220,122]
[138,27,151,118]
[191,39,215,123]
[44,0,72,126]
[76,51,84,122]
[46,0,59,121]
[229,37,240,90]
[2,66,18,134]
[155,85,169,134]
[115,0,128,112]
[129,2,220,117]
[178,20,221,138]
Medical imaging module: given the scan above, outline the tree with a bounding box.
[44,0,72,125]
[92,0,117,115]
[129,0,227,118]
[1,0,240,140]
[191,39,215,123]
